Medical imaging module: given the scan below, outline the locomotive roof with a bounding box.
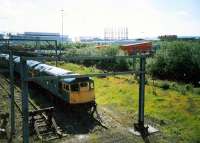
[14,57,20,63]
[0,54,7,58]
[33,62,86,83]
[45,66,74,76]
[27,60,40,68]
[0,54,20,62]
[4,55,9,60]
[34,64,51,72]
[34,63,74,76]
[62,76,91,83]
[0,54,92,83]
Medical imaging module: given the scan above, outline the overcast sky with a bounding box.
[0,0,199,38]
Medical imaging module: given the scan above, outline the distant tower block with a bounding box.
[104,26,128,40]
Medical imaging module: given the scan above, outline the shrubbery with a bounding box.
[147,41,200,85]
[63,44,135,71]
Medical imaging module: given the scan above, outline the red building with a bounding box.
[120,42,152,55]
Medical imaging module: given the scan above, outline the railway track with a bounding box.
[0,74,63,141]
[0,74,34,112]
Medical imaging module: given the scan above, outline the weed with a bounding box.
[54,63,200,143]
[160,82,170,90]
[185,84,193,91]
[193,88,200,95]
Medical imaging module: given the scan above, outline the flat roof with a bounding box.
[120,41,151,47]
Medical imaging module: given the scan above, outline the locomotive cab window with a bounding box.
[64,84,69,91]
[71,84,79,92]
[80,82,88,87]
[62,83,69,91]
[90,82,94,89]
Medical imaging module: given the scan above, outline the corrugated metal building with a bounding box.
[120,42,152,55]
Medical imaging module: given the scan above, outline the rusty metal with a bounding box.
[29,107,62,141]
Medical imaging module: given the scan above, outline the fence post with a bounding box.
[20,57,29,143]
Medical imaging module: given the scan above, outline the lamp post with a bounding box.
[61,9,64,56]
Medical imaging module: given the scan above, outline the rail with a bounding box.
[0,74,63,141]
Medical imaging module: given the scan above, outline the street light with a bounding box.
[61,9,64,55]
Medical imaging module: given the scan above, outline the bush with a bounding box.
[179,87,187,95]
[193,88,200,95]
[153,80,170,90]
[147,41,200,85]
[185,84,193,91]
[171,82,178,89]
[160,82,170,90]
[62,44,135,71]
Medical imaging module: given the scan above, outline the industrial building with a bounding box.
[120,42,152,55]
[7,32,71,42]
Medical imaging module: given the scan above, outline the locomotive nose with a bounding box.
[70,90,95,104]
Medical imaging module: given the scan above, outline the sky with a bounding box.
[0,0,199,38]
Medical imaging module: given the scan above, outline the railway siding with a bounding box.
[0,74,63,142]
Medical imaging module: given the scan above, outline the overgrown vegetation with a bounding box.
[147,41,200,86]
[9,40,200,86]
[63,40,200,86]
[57,62,200,143]
[62,44,135,71]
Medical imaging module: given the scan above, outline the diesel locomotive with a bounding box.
[0,54,96,111]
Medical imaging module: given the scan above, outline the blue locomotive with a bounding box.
[0,54,95,109]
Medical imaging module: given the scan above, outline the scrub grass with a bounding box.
[57,62,200,143]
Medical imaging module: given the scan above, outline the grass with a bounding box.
[56,62,200,143]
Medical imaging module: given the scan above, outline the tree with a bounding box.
[147,41,200,85]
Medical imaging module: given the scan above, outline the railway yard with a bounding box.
[1,0,200,142]
[0,59,200,143]
[0,72,163,143]
[0,40,200,143]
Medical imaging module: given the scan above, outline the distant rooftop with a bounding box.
[24,32,60,36]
